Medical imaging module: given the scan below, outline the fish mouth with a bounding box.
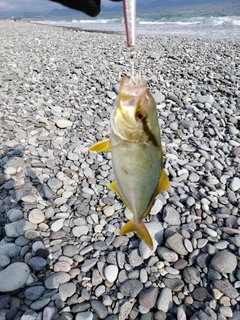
[119,76,147,103]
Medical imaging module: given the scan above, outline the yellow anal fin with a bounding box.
[119,219,153,250]
[108,180,121,197]
[88,138,110,152]
[142,169,170,220]
[156,169,170,194]
[108,180,131,211]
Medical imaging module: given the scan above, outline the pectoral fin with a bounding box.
[119,219,153,250]
[88,139,110,152]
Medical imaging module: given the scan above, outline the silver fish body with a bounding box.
[89,76,170,248]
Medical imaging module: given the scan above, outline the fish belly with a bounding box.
[111,136,161,220]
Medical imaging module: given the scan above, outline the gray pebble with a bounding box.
[75,312,93,320]
[157,246,178,262]
[213,280,239,298]
[166,233,188,256]
[81,258,98,272]
[163,206,181,225]
[30,297,50,310]
[210,250,237,273]
[163,278,184,292]
[59,282,76,301]
[139,286,158,308]
[90,300,108,319]
[157,287,173,312]
[45,272,70,289]
[0,262,30,292]
[24,286,45,300]
[28,257,47,271]
[43,307,56,320]
[120,279,143,297]
[183,267,201,285]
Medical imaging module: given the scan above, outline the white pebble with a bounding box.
[104,265,118,282]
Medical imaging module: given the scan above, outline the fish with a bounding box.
[89,76,170,249]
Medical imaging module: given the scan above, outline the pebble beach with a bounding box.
[0,19,240,320]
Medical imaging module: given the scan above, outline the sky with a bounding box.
[0,0,229,13]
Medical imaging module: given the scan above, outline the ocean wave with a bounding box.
[72,18,120,24]
[139,16,240,27]
[139,21,200,25]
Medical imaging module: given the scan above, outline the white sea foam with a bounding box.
[32,1,240,40]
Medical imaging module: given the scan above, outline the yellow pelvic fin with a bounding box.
[88,138,110,152]
[119,219,153,250]
[156,169,170,194]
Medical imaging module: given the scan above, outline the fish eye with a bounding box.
[135,110,146,121]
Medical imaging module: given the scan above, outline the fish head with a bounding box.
[111,76,161,145]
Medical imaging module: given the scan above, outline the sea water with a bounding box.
[34,1,240,40]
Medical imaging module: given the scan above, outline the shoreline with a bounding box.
[0,19,240,320]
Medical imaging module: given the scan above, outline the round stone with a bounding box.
[157,287,173,313]
[59,282,76,301]
[45,272,70,289]
[163,206,181,225]
[28,209,45,224]
[56,119,72,128]
[47,177,63,190]
[183,267,201,285]
[51,219,65,232]
[76,312,93,320]
[7,209,23,222]
[28,257,47,271]
[229,177,240,192]
[0,262,30,292]
[104,265,118,283]
[24,286,45,300]
[210,250,237,273]
[139,287,159,309]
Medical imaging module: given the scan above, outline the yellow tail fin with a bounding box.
[119,219,153,250]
